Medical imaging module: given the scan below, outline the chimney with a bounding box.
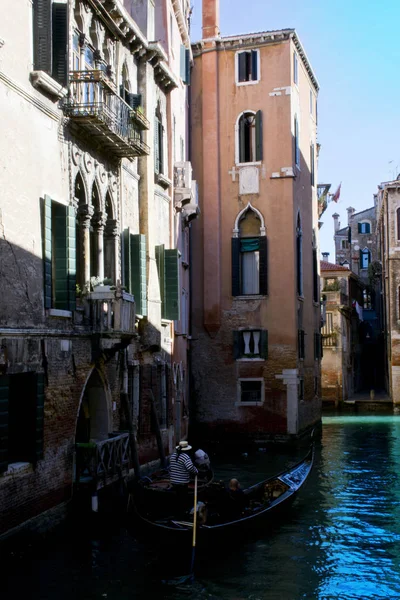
[322,252,330,261]
[332,212,340,233]
[202,0,220,39]
[347,206,355,224]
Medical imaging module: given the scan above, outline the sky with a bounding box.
[190,0,400,260]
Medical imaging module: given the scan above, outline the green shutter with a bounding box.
[159,121,164,174]
[155,245,166,319]
[233,331,241,359]
[43,195,52,309]
[33,0,52,73]
[52,3,67,86]
[260,330,268,359]
[259,236,268,295]
[232,238,240,296]
[313,248,318,303]
[0,376,9,474]
[239,116,246,163]
[34,373,45,463]
[124,228,132,293]
[358,223,362,233]
[131,234,147,317]
[185,49,191,85]
[67,206,76,312]
[238,52,247,82]
[154,117,160,174]
[53,202,68,310]
[180,44,186,81]
[255,110,263,161]
[164,249,180,321]
[251,50,258,80]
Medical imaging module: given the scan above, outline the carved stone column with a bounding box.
[93,213,106,281]
[105,219,119,284]
[78,204,94,289]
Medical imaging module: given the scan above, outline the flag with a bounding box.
[332,183,342,203]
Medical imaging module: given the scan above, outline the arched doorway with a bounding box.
[76,369,110,443]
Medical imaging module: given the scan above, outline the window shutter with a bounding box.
[67,205,76,312]
[312,248,318,303]
[34,373,45,463]
[233,331,241,359]
[358,223,362,233]
[53,202,68,310]
[127,93,142,109]
[259,236,268,295]
[260,329,268,359]
[239,116,246,163]
[33,0,52,74]
[180,45,186,81]
[52,3,68,86]
[251,50,258,80]
[123,228,132,294]
[255,110,263,161]
[154,117,160,174]
[231,238,240,296]
[130,234,147,316]
[155,244,166,318]
[0,375,9,474]
[238,52,247,82]
[159,121,164,174]
[359,248,363,267]
[185,49,191,85]
[43,195,52,309]
[164,249,180,321]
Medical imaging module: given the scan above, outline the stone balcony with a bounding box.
[76,285,136,335]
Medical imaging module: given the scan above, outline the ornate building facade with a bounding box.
[0,0,197,539]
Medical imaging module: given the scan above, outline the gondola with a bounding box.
[134,466,214,516]
[129,445,314,546]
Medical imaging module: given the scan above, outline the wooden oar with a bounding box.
[189,474,198,580]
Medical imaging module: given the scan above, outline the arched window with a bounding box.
[360,247,371,270]
[90,182,102,279]
[232,205,267,296]
[296,213,303,296]
[75,172,86,290]
[104,192,116,284]
[237,111,263,164]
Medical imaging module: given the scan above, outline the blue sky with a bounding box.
[191,0,400,259]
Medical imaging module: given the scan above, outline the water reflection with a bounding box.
[5,416,400,599]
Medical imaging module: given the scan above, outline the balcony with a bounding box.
[64,71,150,158]
[75,432,130,490]
[83,286,136,335]
[174,161,193,210]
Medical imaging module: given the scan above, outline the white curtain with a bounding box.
[242,251,259,294]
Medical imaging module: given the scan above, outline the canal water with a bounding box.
[4,414,400,599]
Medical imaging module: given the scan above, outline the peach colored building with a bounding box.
[190,0,321,443]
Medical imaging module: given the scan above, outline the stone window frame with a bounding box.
[235,48,261,86]
[236,378,265,407]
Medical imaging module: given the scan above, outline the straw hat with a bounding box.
[176,440,192,452]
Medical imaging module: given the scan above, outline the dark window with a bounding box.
[238,50,259,83]
[233,330,268,359]
[238,111,263,163]
[358,222,371,234]
[296,215,303,296]
[310,143,315,187]
[298,329,305,359]
[298,378,304,400]
[154,116,164,174]
[32,0,68,86]
[240,380,262,403]
[294,116,300,167]
[0,373,45,473]
[314,333,322,360]
[312,247,318,303]
[232,236,268,296]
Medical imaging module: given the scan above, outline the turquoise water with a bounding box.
[5,415,400,599]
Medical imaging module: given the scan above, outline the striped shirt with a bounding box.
[169,452,198,485]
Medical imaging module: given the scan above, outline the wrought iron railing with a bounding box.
[75,433,130,487]
[64,71,149,155]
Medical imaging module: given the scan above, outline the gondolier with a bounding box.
[170,440,198,516]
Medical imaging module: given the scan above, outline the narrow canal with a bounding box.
[4,414,400,599]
